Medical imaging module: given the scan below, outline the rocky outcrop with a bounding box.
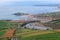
[13,12,29,16]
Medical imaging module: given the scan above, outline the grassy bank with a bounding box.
[21,32,60,40]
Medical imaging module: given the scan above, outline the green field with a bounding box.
[21,32,60,40]
[0,29,60,40]
[53,19,60,24]
[0,30,5,37]
[49,19,60,24]
[0,19,60,40]
[15,28,60,40]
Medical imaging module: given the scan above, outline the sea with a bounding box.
[0,6,59,20]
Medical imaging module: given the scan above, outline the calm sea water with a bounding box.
[0,6,59,20]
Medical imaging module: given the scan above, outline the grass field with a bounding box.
[45,19,60,29]
[52,19,60,24]
[21,32,60,40]
[16,28,53,37]
[0,29,60,40]
[53,19,60,24]
[0,28,54,40]
[0,30,5,37]
[0,20,60,40]
[15,28,60,40]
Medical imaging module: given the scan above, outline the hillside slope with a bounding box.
[44,19,60,29]
[35,11,60,19]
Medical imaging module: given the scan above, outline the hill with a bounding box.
[33,4,60,6]
[35,11,60,19]
[44,19,60,29]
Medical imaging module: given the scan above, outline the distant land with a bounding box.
[2,1,60,6]
[13,12,29,16]
[33,4,60,6]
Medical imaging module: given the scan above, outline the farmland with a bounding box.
[0,18,60,40]
[0,28,60,40]
[21,32,60,40]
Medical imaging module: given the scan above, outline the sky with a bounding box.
[0,0,60,3]
[0,0,60,6]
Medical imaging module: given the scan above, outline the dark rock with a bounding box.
[13,12,29,16]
